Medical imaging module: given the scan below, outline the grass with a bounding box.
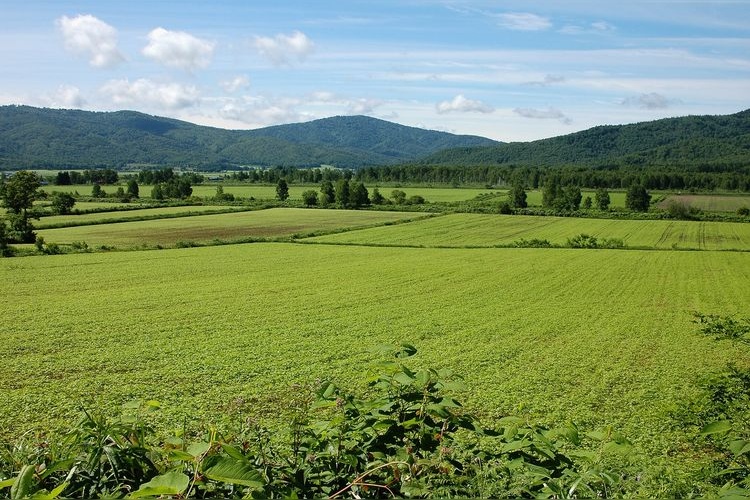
[307,213,750,250]
[2,242,749,488]
[37,205,250,229]
[659,194,750,212]
[35,208,428,248]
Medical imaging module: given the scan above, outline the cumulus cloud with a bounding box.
[220,75,251,92]
[101,78,200,109]
[52,85,86,108]
[307,91,384,115]
[253,31,314,65]
[497,13,552,31]
[621,92,673,109]
[218,95,304,126]
[436,94,495,114]
[142,27,215,71]
[514,107,572,124]
[56,14,124,68]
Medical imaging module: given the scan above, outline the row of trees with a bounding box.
[55,169,119,185]
[354,164,750,192]
[506,183,650,212]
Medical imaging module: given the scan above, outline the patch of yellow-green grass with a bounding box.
[36,207,428,248]
[2,243,749,488]
[37,205,248,228]
[658,194,750,212]
[308,213,750,250]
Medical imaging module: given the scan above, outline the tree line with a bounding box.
[353,164,750,192]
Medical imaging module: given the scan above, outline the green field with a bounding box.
[659,193,750,212]
[308,213,750,250]
[2,243,749,486]
[36,208,427,248]
[37,205,248,228]
[524,189,628,208]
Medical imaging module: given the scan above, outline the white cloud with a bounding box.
[306,91,383,115]
[560,21,616,35]
[56,14,124,68]
[51,85,86,108]
[220,75,251,92]
[218,95,305,126]
[525,74,565,87]
[101,78,200,109]
[253,31,314,65]
[514,107,572,124]
[621,92,673,109]
[142,27,215,71]
[436,94,494,114]
[497,13,552,31]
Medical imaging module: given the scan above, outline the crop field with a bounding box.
[35,208,426,248]
[41,184,500,202]
[37,205,249,229]
[524,189,629,207]
[2,242,750,484]
[308,213,750,250]
[659,193,750,212]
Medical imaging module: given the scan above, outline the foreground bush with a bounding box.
[0,345,629,499]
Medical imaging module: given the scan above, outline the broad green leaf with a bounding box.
[130,471,189,498]
[0,478,15,490]
[169,450,195,461]
[700,420,733,436]
[11,465,35,500]
[187,441,211,458]
[203,457,264,488]
[221,443,246,460]
[728,440,750,456]
[29,481,67,500]
[393,371,415,386]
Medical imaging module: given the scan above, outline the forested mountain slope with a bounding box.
[0,106,497,170]
[418,109,750,169]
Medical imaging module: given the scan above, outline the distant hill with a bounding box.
[0,106,498,170]
[417,109,750,169]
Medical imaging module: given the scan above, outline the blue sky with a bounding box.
[1,0,748,141]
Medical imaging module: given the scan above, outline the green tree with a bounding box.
[126,179,140,199]
[151,184,165,200]
[320,180,335,205]
[371,188,386,205]
[276,178,289,201]
[542,178,561,208]
[391,189,406,205]
[559,185,582,211]
[51,192,76,215]
[335,179,350,207]
[508,183,527,208]
[302,189,318,206]
[582,196,592,209]
[594,188,610,210]
[625,184,651,212]
[0,170,40,243]
[349,182,370,208]
[91,183,104,198]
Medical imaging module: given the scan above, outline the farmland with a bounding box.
[35,208,427,248]
[309,212,750,250]
[2,241,749,490]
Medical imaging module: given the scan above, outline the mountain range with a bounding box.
[0,106,497,170]
[0,105,748,171]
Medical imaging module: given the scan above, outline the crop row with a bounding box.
[309,213,750,250]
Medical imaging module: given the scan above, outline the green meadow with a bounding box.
[2,242,749,485]
[309,212,750,250]
[35,208,427,248]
